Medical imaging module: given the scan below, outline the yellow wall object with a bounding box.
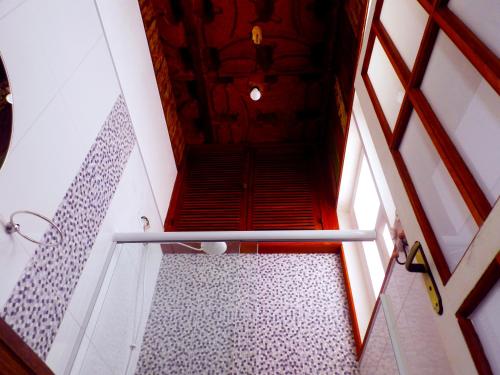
[252,26,262,45]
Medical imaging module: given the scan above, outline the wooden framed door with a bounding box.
[355,0,499,373]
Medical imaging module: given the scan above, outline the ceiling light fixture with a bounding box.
[175,241,228,255]
[250,87,262,101]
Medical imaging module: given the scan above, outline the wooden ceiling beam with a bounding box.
[180,0,215,143]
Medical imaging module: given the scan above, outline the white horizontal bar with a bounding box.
[113,229,376,243]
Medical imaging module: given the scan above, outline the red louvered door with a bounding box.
[249,146,322,230]
[166,144,323,232]
[168,147,246,231]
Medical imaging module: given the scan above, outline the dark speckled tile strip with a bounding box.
[1,94,136,359]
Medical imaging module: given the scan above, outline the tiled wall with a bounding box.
[0,0,121,311]
[46,146,165,374]
[1,95,135,359]
[136,254,359,374]
[0,0,176,372]
[359,263,452,374]
[95,0,179,215]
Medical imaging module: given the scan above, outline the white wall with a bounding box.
[0,0,120,309]
[0,0,175,372]
[95,0,178,220]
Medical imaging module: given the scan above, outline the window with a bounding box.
[353,156,385,296]
[354,156,381,230]
[339,118,395,298]
[337,110,397,339]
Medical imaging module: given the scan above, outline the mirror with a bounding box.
[0,54,13,170]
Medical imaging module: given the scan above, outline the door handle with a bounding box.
[405,241,443,315]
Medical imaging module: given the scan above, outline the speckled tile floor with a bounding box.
[135,254,359,375]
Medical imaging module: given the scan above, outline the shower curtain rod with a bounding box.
[113,229,376,243]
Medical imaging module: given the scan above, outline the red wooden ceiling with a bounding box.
[150,0,339,144]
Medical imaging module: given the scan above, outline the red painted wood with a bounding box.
[456,253,500,375]
[0,319,53,375]
[433,7,500,95]
[373,21,410,85]
[409,89,491,225]
[167,144,334,239]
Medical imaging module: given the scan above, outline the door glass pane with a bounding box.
[448,0,500,56]
[380,0,428,68]
[470,280,500,374]
[400,112,478,270]
[363,241,385,296]
[368,38,405,130]
[354,156,380,229]
[421,32,500,204]
[382,224,394,256]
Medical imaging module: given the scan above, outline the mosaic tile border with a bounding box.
[1,94,136,359]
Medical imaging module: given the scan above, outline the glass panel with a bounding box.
[363,240,385,296]
[421,32,500,204]
[380,0,428,68]
[470,279,500,374]
[400,112,478,270]
[359,304,399,374]
[76,242,165,374]
[72,241,361,374]
[368,38,405,130]
[382,224,394,256]
[354,155,381,229]
[448,0,500,56]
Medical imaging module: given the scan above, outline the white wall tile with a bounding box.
[385,263,415,318]
[74,338,115,375]
[0,0,59,148]
[82,247,142,375]
[47,147,163,373]
[46,311,82,375]
[0,225,32,309]
[0,0,104,149]
[397,278,452,375]
[95,0,178,219]
[67,147,161,326]
[0,94,81,240]
[0,0,26,19]
[42,0,102,88]
[61,37,120,159]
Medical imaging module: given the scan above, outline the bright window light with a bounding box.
[382,224,394,256]
[363,241,385,296]
[353,156,380,229]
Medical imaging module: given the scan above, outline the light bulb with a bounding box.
[250,87,261,101]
